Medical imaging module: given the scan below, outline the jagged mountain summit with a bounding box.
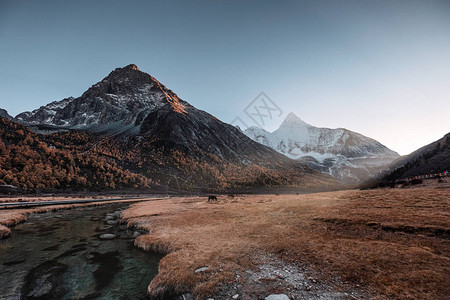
[16,64,188,133]
[0,108,12,120]
[9,65,341,192]
[244,113,399,184]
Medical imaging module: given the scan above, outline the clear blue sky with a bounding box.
[1,0,449,155]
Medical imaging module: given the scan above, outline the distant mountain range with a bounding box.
[381,132,450,181]
[0,65,340,192]
[244,113,399,184]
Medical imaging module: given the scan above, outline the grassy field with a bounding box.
[122,187,450,299]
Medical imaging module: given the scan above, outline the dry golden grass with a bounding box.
[122,189,450,299]
[0,224,10,238]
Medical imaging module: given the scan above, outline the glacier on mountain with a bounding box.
[244,113,399,184]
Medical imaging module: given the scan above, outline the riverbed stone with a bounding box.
[265,294,290,300]
[194,266,209,273]
[21,260,68,299]
[99,233,117,240]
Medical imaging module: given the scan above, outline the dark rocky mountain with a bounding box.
[139,102,285,162]
[244,113,399,184]
[16,64,186,133]
[0,109,12,120]
[381,132,450,181]
[8,65,341,192]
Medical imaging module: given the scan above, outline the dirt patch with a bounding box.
[213,253,369,300]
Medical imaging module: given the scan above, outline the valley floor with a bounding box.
[122,187,449,299]
[1,185,449,299]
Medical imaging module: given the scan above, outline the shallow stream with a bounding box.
[0,203,161,299]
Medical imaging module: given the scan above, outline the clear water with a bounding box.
[0,203,162,299]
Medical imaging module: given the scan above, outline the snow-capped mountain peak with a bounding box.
[244,112,399,184]
[280,112,309,128]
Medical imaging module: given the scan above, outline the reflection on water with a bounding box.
[0,203,161,299]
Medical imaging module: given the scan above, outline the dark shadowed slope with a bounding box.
[0,109,12,120]
[381,132,450,181]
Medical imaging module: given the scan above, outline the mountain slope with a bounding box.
[0,109,12,120]
[244,113,399,184]
[10,65,341,192]
[381,133,450,181]
[0,117,154,191]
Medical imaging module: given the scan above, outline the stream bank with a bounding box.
[0,202,162,299]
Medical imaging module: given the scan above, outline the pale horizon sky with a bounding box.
[1,0,449,155]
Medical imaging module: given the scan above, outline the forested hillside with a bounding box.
[0,118,154,192]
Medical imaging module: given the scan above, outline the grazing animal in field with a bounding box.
[411,178,423,185]
[227,194,235,199]
[208,195,218,202]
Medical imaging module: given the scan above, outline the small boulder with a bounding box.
[99,233,117,240]
[180,294,194,300]
[194,266,209,273]
[265,295,290,300]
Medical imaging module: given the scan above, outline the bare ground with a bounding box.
[121,187,450,300]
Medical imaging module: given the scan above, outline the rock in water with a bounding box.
[265,295,290,300]
[21,260,68,299]
[99,233,116,239]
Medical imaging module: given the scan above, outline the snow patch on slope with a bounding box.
[244,113,399,183]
